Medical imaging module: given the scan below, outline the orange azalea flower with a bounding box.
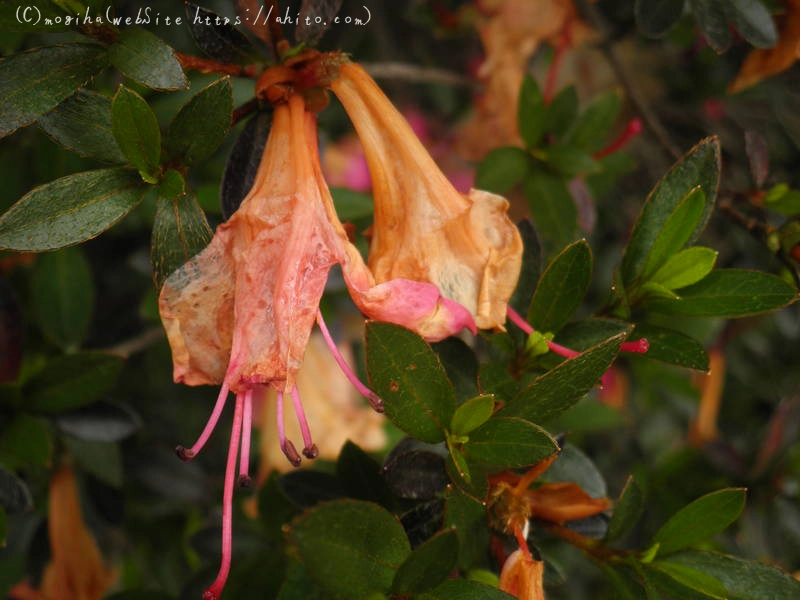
[330,62,524,330]
[499,548,546,600]
[10,467,114,600]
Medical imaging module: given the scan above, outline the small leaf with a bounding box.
[523,170,578,251]
[287,500,411,598]
[563,92,622,152]
[112,85,161,182]
[55,401,140,442]
[418,579,515,600]
[158,169,185,200]
[690,0,731,52]
[382,444,448,500]
[151,192,212,290]
[0,414,52,469]
[38,90,126,163]
[724,0,778,48]
[221,112,270,219]
[639,281,680,300]
[463,417,558,469]
[529,239,592,333]
[498,332,628,423]
[366,322,456,443]
[24,352,123,413]
[632,324,709,371]
[476,147,533,194]
[30,247,94,351]
[336,441,392,506]
[606,476,645,543]
[541,145,600,178]
[649,247,717,290]
[518,75,545,148]
[392,529,459,594]
[0,43,108,138]
[108,27,187,91]
[166,77,232,165]
[544,86,579,137]
[636,0,686,38]
[185,3,255,63]
[653,488,747,555]
[296,0,345,46]
[0,168,146,251]
[646,269,798,317]
[450,395,495,436]
[652,562,728,598]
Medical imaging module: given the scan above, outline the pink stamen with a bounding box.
[593,118,643,159]
[621,338,649,353]
[316,309,384,413]
[506,306,577,357]
[238,389,254,488]
[277,390,301,467]
[176,382,230,461]
[546,340,580,359]
[290,386,319,459]
[202,394,243,600]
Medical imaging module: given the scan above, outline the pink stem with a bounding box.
[546,340,580,359]
[594,118,643,159]
[291,386,318,459]
[238,389,253,487]
[316,309,384,413]
[176,382,230,461]
[621,338,649,353]
[277,390,301,467]
[506,307,578,358]
[202,394,243,600]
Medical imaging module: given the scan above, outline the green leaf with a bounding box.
[606,476,645,543]
[650,247,718,290]
[529,239,592,333]
[0,43,108,138]
[667,550,800,600]
[646,269,798,317]
[0,466,32,514]
[463,416,557,469]
[765,189,800,216]
[0,414,52,469]
[622,138,721,285]
[523,170,578,251]
[563,92,622,152]
[0,168,145,251]
[689,0,732,52]
[165,77,232,165]
[287,500,411,598]
[541,145,600,178]
[724,0,778,48]
[38,90,126,163]
[601,564,645,600]
[158,169,186,200]
[633,324,709,371]
[63,437,123,488]
[509,220,543,315]
[450,395,495,436]
[331,187,374,221]
[518,75,545,148]
[653,488,747,555]
[544,86,578,137]
[418,579,515,600]
[108,27,187,91]
[641,187,708,280]
[30,247,94,351]
[555,318,632,351]
[366,322,456,443]
[112,85,161,182]
[542,443,607,498]
[498,332,628,423]
[636,0,686,37]
[392,529,459,594]
[54,401,140,443]
[639,281,680,300]
[335,441,392,506]
[151,192,212,290]
[652,562,728,598]
[444,486,489,570]
[476,147,533,194]
[24,352,123,413]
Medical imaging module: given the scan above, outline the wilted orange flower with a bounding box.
[689,347,726,446]
[499,548,546,600]
[331,62,524,330]
[10,467,114,600]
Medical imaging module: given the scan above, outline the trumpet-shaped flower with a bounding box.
[330,62,523,330]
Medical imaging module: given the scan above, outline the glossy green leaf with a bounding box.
[392,529,459,594]
[650,247,718,290]
[564,92,622,152]
[523,170,578,251]
[112,85,161,182]
[418,579,515,600]
[646,269,798,317]
[667,550,800,599]
[542,444,607,498]
[724,0,778,48]
[0,43,108,138]
[601,564,644,600]
[30,247,93,351]
[185,2,257,63]
[336,441,392,506]
[444,486,489,570]
[555,318,631,351]
[529,239,592,333]
[158,169,185,200]
[476,147,532,194]
[38,90,126,163]
[165,77,232,165]
[288,500,411,598]
[0,414,52,469]
[639,281,680,300]
[151,192,212,290]
[622,138,721,285]
[366,322,455,443]
[765,189,800,216]
[0,1,71,32]
[606,476,645,543]
[463,417,557,469]
[633,324,709,371]
[24,352,123,413]
[653,488,747,555]
[63,437,123,488]
[544,86,579,137]
[652,561,728,598]
[108,27,187,91]
[690,0,732,52]
[641,187,707,280]
[0,168,145,251]
[450,395,495,436]
[636,0,686,37]
[518,75,545,148]
[498,332,628,423]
